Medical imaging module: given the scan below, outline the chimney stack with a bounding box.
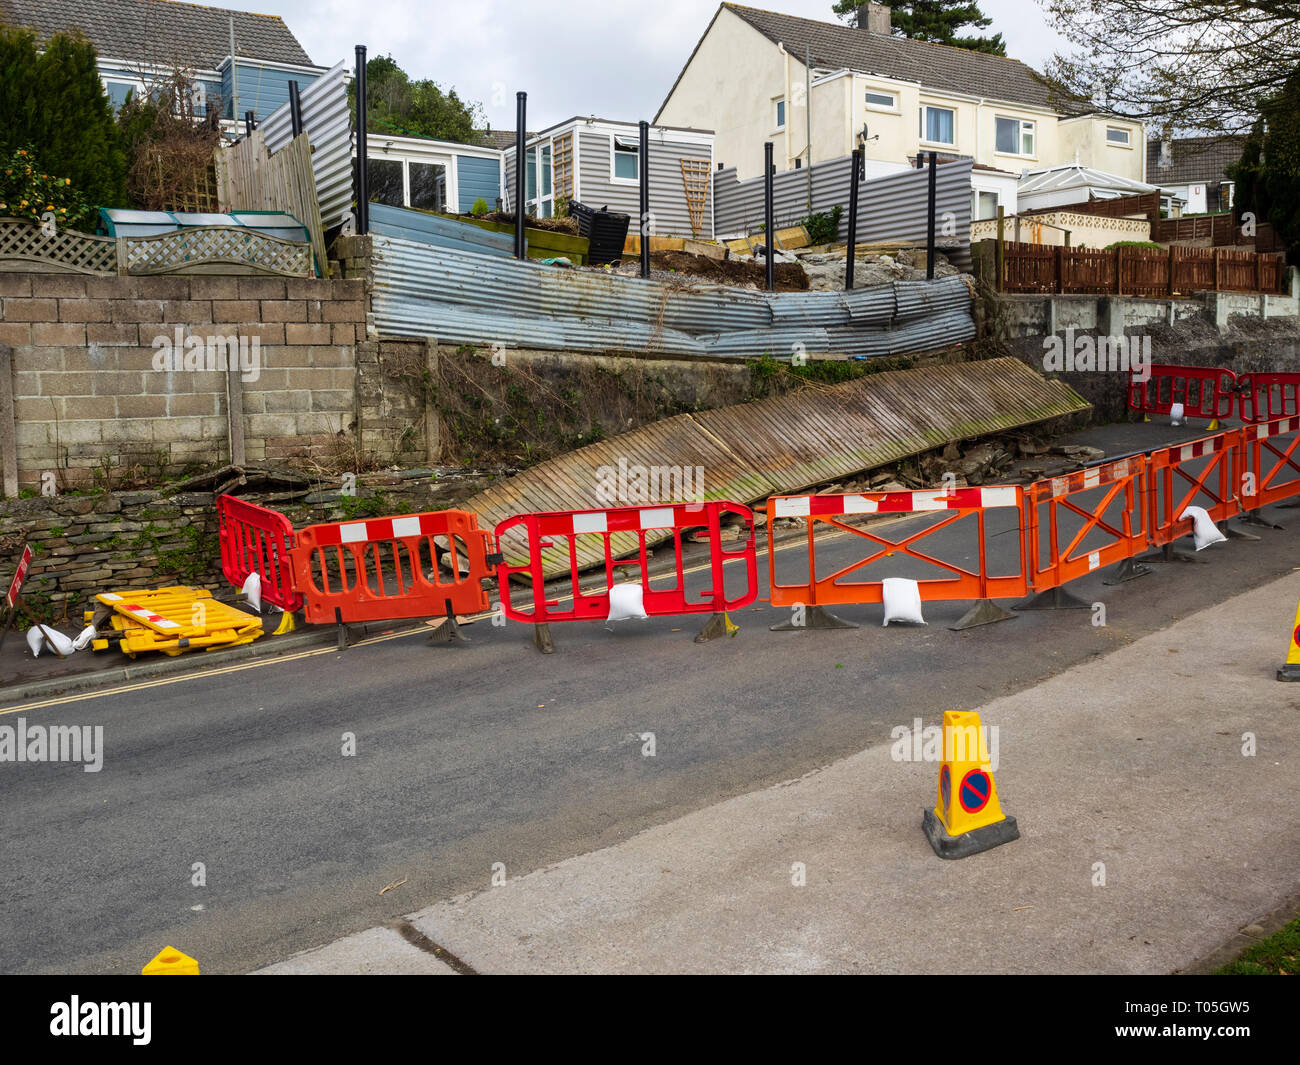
[858,3,891,35]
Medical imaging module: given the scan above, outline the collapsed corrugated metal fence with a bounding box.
[371,235,976,358]
[463,356,1089,577]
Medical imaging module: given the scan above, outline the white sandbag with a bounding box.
[606,583,648,622]
[882,577,926,626]
[1169,401,1185,426]
[26,624,77,657]
[1179,505,1227,550]
[72,624,97,651]
[241,572,262,613]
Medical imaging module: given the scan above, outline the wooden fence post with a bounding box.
[996,206,1005,291]
[1168,246,1176,297]
[1214,247,1221,290]
[0,344,17,500]
[1116,245,1124,296]
[1055,244,1063,294]
[1256,253,1263,293]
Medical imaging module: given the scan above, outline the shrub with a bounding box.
[803,204,843,246]
[1104,240,1163,250]
[471,196,489,216]
[0,147,92,228]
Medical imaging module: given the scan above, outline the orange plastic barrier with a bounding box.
[1023,456,1148,591]
[1128,364,1236,421]
[289,509,497,626]
[495,500,757,625]
[766,488,1026,622]
[1241,415,1300,511]
[217,495,301,612]
[1238,372,1300,423]
[1145,430,1241,547]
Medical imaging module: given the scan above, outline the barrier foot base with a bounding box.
[1102,557,1153,586]
[533,623,555,655]
[1218,520,1261,542]
[922,808,1020,860]
[1011,586,1091,611]
[949,599,1016,631]
[771,605,859,631]
[1277,664,1300,682]
[427,605,469,646]
[1138,543,1201,564]
[695,611,739,643]
[1241,509,1283,530]
[335,608,352,652]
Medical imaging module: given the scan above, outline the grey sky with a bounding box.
[253,0,1064,131]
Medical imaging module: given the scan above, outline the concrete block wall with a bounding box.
[0,273,367,488]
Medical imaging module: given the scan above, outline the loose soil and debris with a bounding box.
[615,250,810,290]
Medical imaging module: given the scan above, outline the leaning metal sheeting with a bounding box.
[260,61,352,229]
[467,357,1089,578]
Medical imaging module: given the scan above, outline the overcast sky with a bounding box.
[256,0,1064,131]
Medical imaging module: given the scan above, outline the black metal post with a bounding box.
[639,120,650,279]
[764,142,774,292]
[514,93,527,260]
[926,150,938,280]
[846,148,862,291]
[354,45,369,236]
[288,80,303,137]
[244,110,255,136]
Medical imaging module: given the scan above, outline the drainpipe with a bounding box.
[354,45,368,236]
[228,17,240,133]
[805,46,813,211]
[514,94,527,259]
[779,42,791,170]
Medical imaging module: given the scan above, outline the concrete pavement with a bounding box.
[259,568,1300,974]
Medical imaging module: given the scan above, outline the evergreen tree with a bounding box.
[348,54,485,145]
[1228,71,1300,262]
[832,1,1006,56]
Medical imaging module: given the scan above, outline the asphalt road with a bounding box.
[2,421,1296,974]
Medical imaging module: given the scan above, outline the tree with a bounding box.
[832,1,1006,55]
[1039,0,1300,134]
[349,54,486,144]
[0,26,127,210]
[1228,70,1300,257]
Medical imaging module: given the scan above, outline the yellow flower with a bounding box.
[65,178,71,185]
[19,199,27,207]
[45,204,53,210]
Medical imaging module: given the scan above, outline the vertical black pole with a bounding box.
[926,150,937,280]
[639,120,650,279]
[764,142,775,292]
[514,93,527,260]
[288,80,303,137]
[354,45,369,236]
[845,148,862,291]
[244,110,255,136]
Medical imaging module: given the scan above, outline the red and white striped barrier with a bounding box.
[771,487,1019,517]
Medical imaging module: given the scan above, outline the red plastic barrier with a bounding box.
[1024,456,1147,591]
[1241,415,1300,510]
[1128,364,1236,420]
[290,509,496,625]
[1238,372,1300,423]
[217,495,301,612]
[1145,430,1241,547]
[495,501,757,623]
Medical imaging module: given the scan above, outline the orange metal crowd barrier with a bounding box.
[494,500,757,649]
[1238,372,1300,423]
[1128,364,1236,421]
[289,509,498,632]
[1240,415,1300,514]
[1145,430,1242,550]
[217,495,302,612]
[1022,455,1149,598]
[766,487,1027,629]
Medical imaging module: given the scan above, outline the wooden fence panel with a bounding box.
[1062,247,1115,294]
[999,240,1056,292]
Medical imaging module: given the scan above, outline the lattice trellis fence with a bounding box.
[0,217,312,277]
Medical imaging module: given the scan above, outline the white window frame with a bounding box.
[610,135,640,186]
[994,116,1036,158]
[101,75,146,110]
[773,96,786,133]
[1106,126,1132,148]
[864,88,897,113]
[919,104,956,147]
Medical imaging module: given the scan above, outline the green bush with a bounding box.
[471,196,489,216]
[0,146,92,229]
[803,205,844,246]
[1105,240,1163,250]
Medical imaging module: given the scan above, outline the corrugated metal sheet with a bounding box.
[464,357,1089,576]
[371,236,976,359]
[260,61,352,228]
[713,155,972,270]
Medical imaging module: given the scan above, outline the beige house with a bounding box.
[656,3,1146,220]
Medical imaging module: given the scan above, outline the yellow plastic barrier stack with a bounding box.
[922,709,1020,859]
[88,587,264,658]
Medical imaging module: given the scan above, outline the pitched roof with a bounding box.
[0,0,314,69]
[478,129,536,150]
[714,3,1057,110]
[1145,135,1245,187]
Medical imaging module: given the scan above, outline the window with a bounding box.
[102,78,143,113]
[995,117,1035,156]
[773,97,786,130]
[971,190,999,221]
[1106,127,1131,146]
[366,159,404,207]
[865,89,896,110]
[613,136,639,182]
[920,105,955,145]
[409,162,447,212]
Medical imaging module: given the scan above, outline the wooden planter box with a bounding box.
[449,214,588,265]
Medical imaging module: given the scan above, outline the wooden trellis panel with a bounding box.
[0,218,117,274]
[680,159,710,236]
[553,133,574,203]
[124,226,313,276]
